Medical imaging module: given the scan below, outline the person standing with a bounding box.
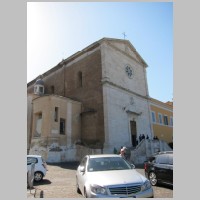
[119,146,126,159]
[139,134,142,142]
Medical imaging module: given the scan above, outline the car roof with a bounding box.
[27,155,42,158]
[87,154,121,159]
[153,151,173,156]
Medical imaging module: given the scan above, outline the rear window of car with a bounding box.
[148,156,156,163]
[27,157,38,165]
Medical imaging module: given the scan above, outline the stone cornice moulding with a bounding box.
[101,79,149,100]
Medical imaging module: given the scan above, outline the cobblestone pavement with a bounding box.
[27,162,173,198]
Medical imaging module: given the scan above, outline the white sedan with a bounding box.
[76,154,154,198]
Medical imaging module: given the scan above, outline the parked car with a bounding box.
[144,152,173,186]
[76,154,154,198]
[27,155,48,182]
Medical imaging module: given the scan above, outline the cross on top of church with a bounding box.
[122,32,127,40]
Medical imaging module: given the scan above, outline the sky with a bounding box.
[27,2,173,103]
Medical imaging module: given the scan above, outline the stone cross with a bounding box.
[122,32,127,40]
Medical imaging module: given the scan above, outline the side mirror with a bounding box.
[79,166,85,172]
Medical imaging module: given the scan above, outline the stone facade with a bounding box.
[100,40,152,152]
[27,38,156,162]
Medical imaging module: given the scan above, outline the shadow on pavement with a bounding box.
[47,161,80,170]
[34,179,52,186]
[156,183,173,190]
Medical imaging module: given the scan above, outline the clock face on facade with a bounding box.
[125,65,134,78]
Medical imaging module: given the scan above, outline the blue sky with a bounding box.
[27,2,173,103]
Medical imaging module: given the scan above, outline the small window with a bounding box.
[51,86,55,94]
[77,71,82,88]
[35,112,42,137]
[54,107,58,122]
[39,86,44,93]
[151,111,156,123]
[158,113,163,124]
[163,115,168,125]
[60,118,65,134]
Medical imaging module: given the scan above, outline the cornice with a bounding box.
[27,37,147,87]
[101,79,149,100]
[150,101,173,112]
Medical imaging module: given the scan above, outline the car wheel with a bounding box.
[149,172,157,186]
[34,171,43,182]
[84,188,88,198]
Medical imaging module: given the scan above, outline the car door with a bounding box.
[166,154,173,184]
[154,155,169,183]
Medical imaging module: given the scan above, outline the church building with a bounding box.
[27,38,154,162]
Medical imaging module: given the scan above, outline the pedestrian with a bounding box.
[142,134,145,140]
[146,135,149,139]
[119,146,127,159]
[155,136,159,140]
[113,147,118,154]
[139,134,142,142]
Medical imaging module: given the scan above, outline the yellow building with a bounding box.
[149,98,173,145]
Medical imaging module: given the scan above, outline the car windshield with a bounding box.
[87,157,132,172]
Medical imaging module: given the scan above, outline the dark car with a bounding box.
[144,152,173,186]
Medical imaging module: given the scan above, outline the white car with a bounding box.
[76,154,154,198]
[27,155,48,182]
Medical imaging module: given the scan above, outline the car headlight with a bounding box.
[90,184,107,195]
[141,180,151,191]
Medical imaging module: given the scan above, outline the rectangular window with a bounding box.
[163,115,168,125]
[39,86,43,93]
[170,116,173,126]
[77,71,83,88]
[54,107,58,122]
[158,113,163,124]
[151,111,156,123]
[35,112,42,137]
[51,86,55,94]
[60,118,65,135]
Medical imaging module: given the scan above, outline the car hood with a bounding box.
[86,169,146,186]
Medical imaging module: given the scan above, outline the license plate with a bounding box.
[120,196,136,198]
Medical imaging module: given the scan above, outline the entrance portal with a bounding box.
[130,120,137,146]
